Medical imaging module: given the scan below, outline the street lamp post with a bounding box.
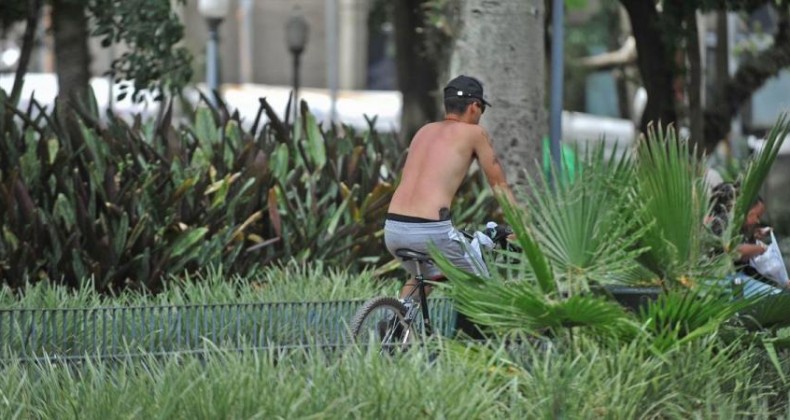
[549,0,565,181]
[286,7,309,126]
[198,0,230,105]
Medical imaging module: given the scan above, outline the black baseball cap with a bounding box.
[443,75,492,107]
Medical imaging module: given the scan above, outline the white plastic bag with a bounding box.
[750,231,790,288]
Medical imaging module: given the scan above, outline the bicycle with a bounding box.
[349,223,513,352]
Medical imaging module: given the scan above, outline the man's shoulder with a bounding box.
[461,124,488,144]
[445,121,487,138]
[413,121,487,146]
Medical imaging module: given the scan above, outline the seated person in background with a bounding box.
[733,196,771,281]
[707,182,781,288]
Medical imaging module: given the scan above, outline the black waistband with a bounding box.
[386,213,449,223]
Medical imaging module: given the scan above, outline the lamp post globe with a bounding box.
[286,8,309,55]
[198,0,230,19]
[198,0,230,104]
[285,7,309,124]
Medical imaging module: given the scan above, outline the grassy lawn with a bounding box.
[0,263,789,418]
[0,337,787,418]
[0,261,400,309]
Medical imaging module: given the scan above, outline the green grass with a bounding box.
[0,261,461,361]
[0,337,788,419]
[1,263,790,418]
[0,260,401,309]
[0,344,505,419]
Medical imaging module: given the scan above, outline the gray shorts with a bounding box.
[384,219,489,279]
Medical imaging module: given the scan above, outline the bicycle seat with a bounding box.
[395,248,433,263]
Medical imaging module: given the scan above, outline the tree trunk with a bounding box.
[393,0,443,143]
[620,0,677,134]
[51,0,90,106]
[715,11,729,96]
[686,11,705,152]
[449,0,545,184]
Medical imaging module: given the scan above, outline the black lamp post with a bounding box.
[286,7,309,125]
[198,0,230,105]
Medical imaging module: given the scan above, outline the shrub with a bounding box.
[0,90,494,291]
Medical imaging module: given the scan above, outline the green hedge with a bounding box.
[0,91,494,291]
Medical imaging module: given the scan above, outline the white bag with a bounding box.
[749,231,790,288]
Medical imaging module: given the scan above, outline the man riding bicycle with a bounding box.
[384,75,517,301]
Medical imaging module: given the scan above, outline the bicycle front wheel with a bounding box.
[350,296,419,351]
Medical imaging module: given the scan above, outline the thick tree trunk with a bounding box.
[620,0,677,134]
[51,0,91,106]
[393,0,443,143]
[449,0,545,184]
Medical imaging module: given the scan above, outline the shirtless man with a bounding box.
[384,75,516,300]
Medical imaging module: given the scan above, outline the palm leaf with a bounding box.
[524,141,653,289]
[496,190,556,295]
[739,291,790,330]
[634,124,710,282]
[728,114,790,246]
[433,246,638,338]
[637,285,755,352]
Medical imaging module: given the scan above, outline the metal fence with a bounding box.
[0,299,458,362]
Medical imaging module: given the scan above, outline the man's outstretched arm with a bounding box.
[474,127,517,205]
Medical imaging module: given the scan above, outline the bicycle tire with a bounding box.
[349,296,420,350]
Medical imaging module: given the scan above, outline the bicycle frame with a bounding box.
[400,262,434,338]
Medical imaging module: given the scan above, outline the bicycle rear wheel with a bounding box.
[350,296,419,351]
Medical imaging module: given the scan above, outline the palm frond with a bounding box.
[637,285,754,352]
[634,124,710,282]
[496,190,556,295]
[525,141,653,288]
[739,291,790,330]
[444,270,637,338]
[728,114,790,244]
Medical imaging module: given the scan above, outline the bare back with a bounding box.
[388,120,507,220]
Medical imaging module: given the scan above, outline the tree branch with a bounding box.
[575,36,637,71]
[9,0,43,105]
[704,6,790,145]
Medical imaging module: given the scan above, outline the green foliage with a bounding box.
[0,332,788,418]
[730,115,790,243]
[527,144,653,288]
[636,286,754,352]
[2,0,192,101]
[0,346,510,419]
[498,190,557,295]
[0,88,493,290]
[440,118,790,352]
[0,269,787,418]
[442,272,639,339]
[0,262,395,309]
[448,335,787,418]
[633,124,713,283]
[89,0,193,101]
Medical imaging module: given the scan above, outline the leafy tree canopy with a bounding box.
[1,0,192,102]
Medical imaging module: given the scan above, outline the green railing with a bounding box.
[0,299,459,362]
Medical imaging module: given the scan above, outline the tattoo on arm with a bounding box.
[483,130,493,146]
[482,130,502,168]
